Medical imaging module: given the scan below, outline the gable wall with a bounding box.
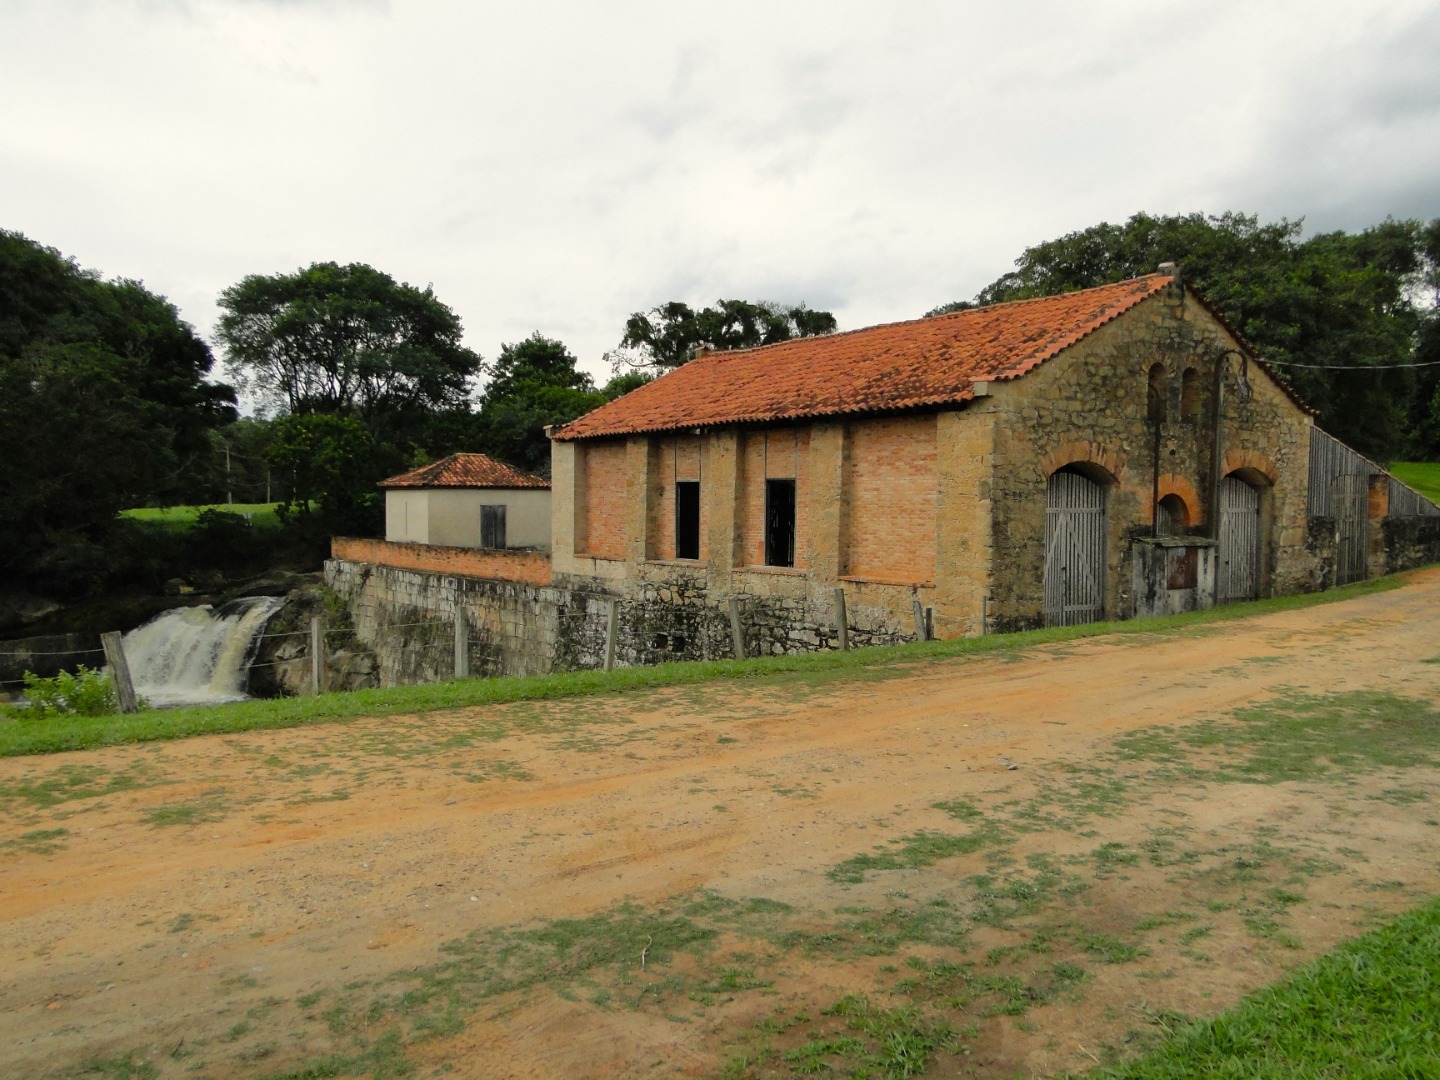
[984,284,1315,630]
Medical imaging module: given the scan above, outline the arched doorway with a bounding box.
[1216,475,1260,603]
[1044,466,1107,626]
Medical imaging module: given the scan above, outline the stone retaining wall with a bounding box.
[324,556,923,686]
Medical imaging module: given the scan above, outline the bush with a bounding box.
[14,665,118,719]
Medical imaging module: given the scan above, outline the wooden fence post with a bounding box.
[834,588,849,651]
[99,632,138,714]
[454,611,469,680]
[310,616,325,695]
[912,599,928,642]
[728,598,746,660]
[603,599,619,671]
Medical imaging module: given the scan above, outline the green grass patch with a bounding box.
[1113,690,1440,784]
[120,503,283,528]
[0,762,157,809]
[828,826,1008,884]
[0,827,69,855]
[1389,461,1440,505]
[0,570,1415,758]
[1075,896,1440,1078]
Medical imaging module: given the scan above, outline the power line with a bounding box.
[1260,358,1440,370]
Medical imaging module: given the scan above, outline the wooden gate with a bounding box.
[1044,470,1106,627]
[1332,473,1369,585]
[1216,476,1259,603]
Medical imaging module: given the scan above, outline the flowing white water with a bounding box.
[121,596,285,708]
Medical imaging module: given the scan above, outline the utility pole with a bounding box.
[225,445,232,505]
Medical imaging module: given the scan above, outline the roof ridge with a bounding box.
[698,273,1174,362]
[553,274,1177,441]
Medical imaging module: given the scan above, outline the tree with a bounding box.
[215,262,482,425]
[474,334,606,475]
[929,213,1440,461]
[610,299,837,371]
[0,230,237,595]
[265,413,385,538]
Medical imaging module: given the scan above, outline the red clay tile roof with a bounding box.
[379,453,549,490]
[554,275,1177,440]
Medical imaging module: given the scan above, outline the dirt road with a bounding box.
[3,571,1438,1079]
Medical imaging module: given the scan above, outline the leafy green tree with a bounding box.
[930,213,1439,461]
[215,262,482,425]
[475,334,605,476]
[0,230,237,595]
[265,413,386,538]
[610,299,837,371]
[601,371,652,399]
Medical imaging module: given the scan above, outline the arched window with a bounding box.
[1147,363,1167,424]
[1180,367,1200,421]
[1157,493,1189,535]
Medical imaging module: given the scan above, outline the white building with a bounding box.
[380,453,551,552]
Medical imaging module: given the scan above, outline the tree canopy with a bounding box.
[216,262,482,424]
[610,299,837,370]
[0,230,236,594]
[473,334,606,476]
[929,212,1440,462]
[214,262,484,537]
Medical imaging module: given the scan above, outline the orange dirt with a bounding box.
[2,569,1439,1080]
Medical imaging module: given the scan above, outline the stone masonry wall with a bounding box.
[984,283,1316,631]
[325,555,921,687]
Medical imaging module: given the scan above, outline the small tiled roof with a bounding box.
[379,453,549,490]
[554,275,1176,440]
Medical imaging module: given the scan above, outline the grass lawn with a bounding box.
[1079,896,1440,1078]
[120,502,283,528]
[1389,461,1440,505]
[0,570,1412,758]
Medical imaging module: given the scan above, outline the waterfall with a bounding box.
[121,596,285,708]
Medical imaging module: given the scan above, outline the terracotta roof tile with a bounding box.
[379,453,549,490]
[553,275,1175,440]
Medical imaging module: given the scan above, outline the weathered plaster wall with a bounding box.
[384,490,429,544]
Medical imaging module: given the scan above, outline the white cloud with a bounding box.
[3,0,1438,385]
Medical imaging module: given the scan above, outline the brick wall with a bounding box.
[843,415,938,584]
[649,435,706,561]
[738,428,810,568]
[330,537,552,586]
[578,440,628,559]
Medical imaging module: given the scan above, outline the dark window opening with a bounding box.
[765,478,797,567]
[1157,493,1189,535]
[480,504,506,549]
[675,481,700,559]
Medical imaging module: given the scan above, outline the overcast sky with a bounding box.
[4,0,1439,389]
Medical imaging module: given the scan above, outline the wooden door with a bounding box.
[1216,477,1259,603]
[1332,473,1369,585]
[1044,470,1106,627]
